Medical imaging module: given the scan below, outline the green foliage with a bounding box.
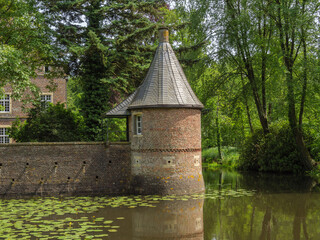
[9,103,85,142]
[306,166,320,180]
[77,30,110,140]
[175,0,320,172]
[39,0,168,140]
[238,123,317,174]
[302,123,320,163]
[0,0,59,100]
[202,146,239,169]
[202,147,220,163]
[102,118,127,142]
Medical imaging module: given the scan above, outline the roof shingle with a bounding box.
[106,28,203,117]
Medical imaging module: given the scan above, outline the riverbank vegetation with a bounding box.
[189,0,320,174]
[2,0,320,174]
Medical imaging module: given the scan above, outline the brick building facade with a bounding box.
[0,67,67,143]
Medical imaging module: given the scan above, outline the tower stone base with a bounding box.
[130,108,204,195]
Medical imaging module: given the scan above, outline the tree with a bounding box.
[163,0,320,173]
[0,0,57,100]
[265,0,319,170]
[215,0,276,134]
[38,0,168,140]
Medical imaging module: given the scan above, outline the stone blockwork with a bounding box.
[0,142,131,197]
[131,108,205,195]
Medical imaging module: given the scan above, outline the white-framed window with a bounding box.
[41,94,52,108]
[134,115,142,135]
[0,94,10,113]
[0,127,9,144]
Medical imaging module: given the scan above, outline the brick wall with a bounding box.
[0,142,131,197]
[130,108,205,195]
[0,108,205,197]
[131,108,201,150]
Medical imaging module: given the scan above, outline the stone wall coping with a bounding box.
[107,142,130,145]
[0,141,130,147]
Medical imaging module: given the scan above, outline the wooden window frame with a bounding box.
[133,113,143,136]
[40,93,53,108]
[0,125,11,143]
[0,94,11,113]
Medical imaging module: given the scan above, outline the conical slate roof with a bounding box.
[105,90,137,117]
[106,28,203,117]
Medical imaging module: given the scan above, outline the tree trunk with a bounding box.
[261,53,267,116]
[247,66,269,134]
[286,70,314,170]
[216,97,223,161]
[241,75,254,133]
[226,0,269,134]
[246,102,254,134]
[299,10,308,129]
[274,0,314,171]
[268,103,272,123]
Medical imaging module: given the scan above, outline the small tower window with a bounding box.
[134,115,142,135]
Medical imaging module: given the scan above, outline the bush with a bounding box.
[9,103,85,142]
[238,123,316,174]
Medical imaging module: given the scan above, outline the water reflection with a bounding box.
[132,199,204,240]
[203,169,320,240]
[80,198,205,240]
[3,169,320,239]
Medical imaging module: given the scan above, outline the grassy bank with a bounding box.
[202,146,239,169]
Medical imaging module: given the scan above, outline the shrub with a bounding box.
[9,103,85,142]
[238,123,315,174]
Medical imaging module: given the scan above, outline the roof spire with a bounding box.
[159,27,169,43]
[105,25,203,117]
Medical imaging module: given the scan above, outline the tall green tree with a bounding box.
[39,0,167,140]
[217,0,275,134]
[265,0,319,170]
[176,0,320,171]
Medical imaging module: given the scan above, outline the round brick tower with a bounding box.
[106,28,205,195]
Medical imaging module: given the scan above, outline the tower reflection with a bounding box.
[132,198,204,240]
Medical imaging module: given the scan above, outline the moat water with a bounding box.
[1,168,320,239]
